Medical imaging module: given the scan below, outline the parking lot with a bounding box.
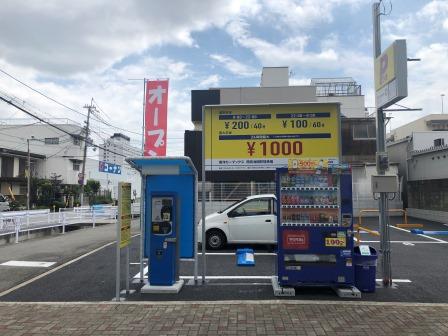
[0,215,447,303]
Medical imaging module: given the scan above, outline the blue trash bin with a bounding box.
[353,246,377,293]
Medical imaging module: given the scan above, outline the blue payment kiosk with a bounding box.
[126,156,198,290]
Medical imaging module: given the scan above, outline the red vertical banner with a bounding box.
[144,79,169,156]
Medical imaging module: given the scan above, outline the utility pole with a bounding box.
[373,2,392,287]
[80,98,94,205]
[27,139,30,211]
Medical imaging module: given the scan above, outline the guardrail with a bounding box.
[0,205,132,244]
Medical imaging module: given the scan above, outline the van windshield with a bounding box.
[217,198,247,213]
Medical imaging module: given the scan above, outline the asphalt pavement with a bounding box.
[0,216,447,303]
[0,219,141,294]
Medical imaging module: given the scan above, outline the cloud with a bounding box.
[225,20,338,69]
[0,54,193,155]
[257,0,366,31]
[198,75,221,88]
[0,0,253,76]
[210,54,258,77]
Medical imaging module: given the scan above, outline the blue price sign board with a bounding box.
[99,161,122,175]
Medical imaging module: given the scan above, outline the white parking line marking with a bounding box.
[198,252,276,256]
[0,261,56,268]
[376,279,412,283]
[402,242,415,246]
[0,234,140,298]
[391,225,448,243]
[359,241,445,244]
[181,275,274,280]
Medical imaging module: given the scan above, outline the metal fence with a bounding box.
[197,182,276,217]
[0,204,141,243]
[197,182,404,218]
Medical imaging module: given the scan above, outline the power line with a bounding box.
[0,94,129,158]
[0,67,88,119]
[0,67,144,138]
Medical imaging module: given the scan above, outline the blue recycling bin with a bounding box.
[353,246,377,293]
[236,248,255,266]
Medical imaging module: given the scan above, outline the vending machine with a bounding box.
[276,161,354,287]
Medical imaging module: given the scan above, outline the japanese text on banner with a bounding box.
[144,80,169,156]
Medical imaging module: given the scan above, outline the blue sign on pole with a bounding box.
[99,161,122,175]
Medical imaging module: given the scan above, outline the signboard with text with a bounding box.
[144,79,169,156]
[374,39,407,109]
[118,182,131,248]
[98,161,121,175]
[204,103,341,171]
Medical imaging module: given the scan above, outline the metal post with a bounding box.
[373,2,392,287]
[139,78,146,283]
[193,173,199,284]
[27,139,30,211]
[442,94,445,114]
[201,107,206,284]
[115,210,121,301]
[125,245,130,294]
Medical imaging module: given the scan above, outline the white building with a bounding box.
[0,120,85,193]
[99,133,141,165]
[0,119,142,201]
[85,158,141,200]
[388,114,448,142]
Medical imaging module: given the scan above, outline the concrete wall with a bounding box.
[352,164,403,216]
[412,131,448,150]
[316,95,366,118]
[408,147,448,181]
[220,86,317,105]
[260,67,289,87]
[407,208,448,223]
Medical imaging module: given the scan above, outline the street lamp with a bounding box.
[442,94,445,114]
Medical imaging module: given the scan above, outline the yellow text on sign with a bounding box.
[325,237,346,247]
[205,104,340,161]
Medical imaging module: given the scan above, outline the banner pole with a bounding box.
[139,79,146,283]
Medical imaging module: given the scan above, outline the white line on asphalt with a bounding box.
[359,241,445,244]
[133,266,149,279]
[198,252,276,256]
[376,279,412,283]
[0,261,56,268]
[181,275,274,280]
[0,234,140,298]
[391,225,448,243]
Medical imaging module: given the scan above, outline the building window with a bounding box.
[19,185,27,195]
[353,124,376,140]
[73,162,80,171]
[45,137,59,145]
[73,137,81,146]
[434,138,445,147]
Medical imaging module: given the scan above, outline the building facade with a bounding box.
[0,120,85,199]
[99,133,141,165]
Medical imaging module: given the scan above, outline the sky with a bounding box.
[0,0,447,156]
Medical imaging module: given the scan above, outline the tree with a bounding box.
[84,179,101,204]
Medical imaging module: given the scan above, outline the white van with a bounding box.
[0,194,10,212]
[197,194,277,249]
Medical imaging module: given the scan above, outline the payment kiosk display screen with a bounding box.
[151,197,173,235]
